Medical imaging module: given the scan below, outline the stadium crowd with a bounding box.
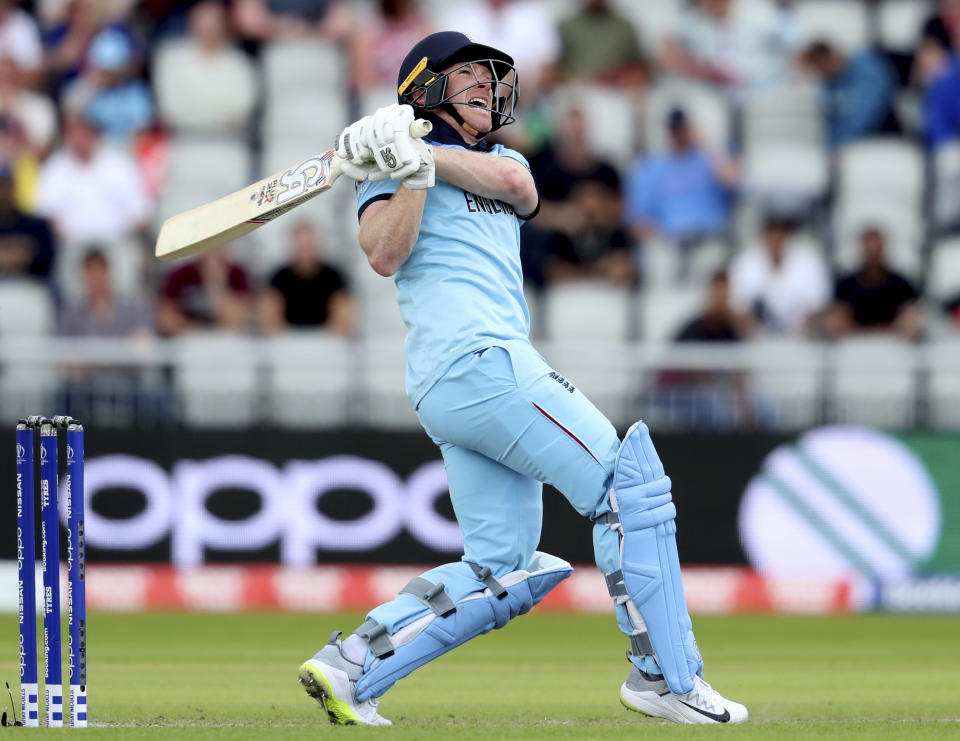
[1,0,960,428]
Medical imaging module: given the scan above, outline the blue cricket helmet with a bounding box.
[396,31,519,134]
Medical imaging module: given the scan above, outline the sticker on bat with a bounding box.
[277,153,333,205]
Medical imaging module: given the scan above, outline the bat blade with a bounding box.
[154,118,432,263]
[154,151,337,262]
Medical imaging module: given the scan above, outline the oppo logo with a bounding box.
[83,455,459,565]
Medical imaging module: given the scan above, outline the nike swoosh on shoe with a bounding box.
[679,702,731,723]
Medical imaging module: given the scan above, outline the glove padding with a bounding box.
[399,139,434,190]
[335,115,374,180]
[368,104,421,181]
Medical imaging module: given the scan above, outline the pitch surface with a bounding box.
[2,611,958,738]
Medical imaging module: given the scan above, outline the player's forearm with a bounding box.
[358,186,426,276]
[433,147,538,216]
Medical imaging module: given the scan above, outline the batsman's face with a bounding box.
[445,62,496,133]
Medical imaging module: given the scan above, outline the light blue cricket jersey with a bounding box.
[355,127,535,406]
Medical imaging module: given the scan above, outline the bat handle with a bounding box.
[329,118,433,183]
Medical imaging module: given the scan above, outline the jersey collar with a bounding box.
[421,111,491,151]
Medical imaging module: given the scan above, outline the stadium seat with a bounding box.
[643,77,731,151]
[639,284,702,342]
[832,336,918,427]
[928,237,960,303]
[261,94,348,157]
[611,0,681,51]
[261,39,345,95]
[877,0,936,52]
[265,331,352,428]
[0,280,58,417]
[742,80,823,149]
[926,340,960,429]
[554,85,638,165]
[356,337,419,428]
[793,0,871,53]
[934,142,960,232]
[0,279,54,336]
[543,281,633,341]
[173,331,260,427]
[745,339,823,429]
[744,143,830,203]
[353,266,407,339]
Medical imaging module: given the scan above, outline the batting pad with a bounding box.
[614,422,702,696]
[354,552,572,701]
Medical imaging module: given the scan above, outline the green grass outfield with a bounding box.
[2,611,959,739]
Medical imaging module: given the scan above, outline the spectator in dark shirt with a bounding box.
[915,35,960,148]
[657,271,749,428]
[921,0,960,52]
[800,41,896,148]
[156,244,251,336]
[555,0,647,87]
[829,227,921,341]
[0,159,53,278]
[258,220,354,336]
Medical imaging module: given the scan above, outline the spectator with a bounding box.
[153,0,258,135]
[258,220,354,336]
[0,54,57,157]
[921,0,960,52]
[349,0,431,98]
[0,160,53,278]
[675,270,746,343]
[59,248,153,340]
[521,106,621,286]
[828,227,921,341]
[36,110,151,245]
[43,0,119,97]
[0,114,39,210]
[232,0,353,43]
[156,244,251,336]
[729,215,831,336]
[915,37,960,148]
[555,0,646,87]
[800,40,896,148]
[0,0,43,86]
[660,0,804,95]
[440,0,559,96]
[624,107,736,276]
[545,179,636,287]
[63,27,154,142]
[656,271,749,429]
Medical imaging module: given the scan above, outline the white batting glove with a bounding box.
[399,139,435,189]
[336,115,374,172]
[369,104,420,181]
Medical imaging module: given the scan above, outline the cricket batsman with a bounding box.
[298,31,748,726]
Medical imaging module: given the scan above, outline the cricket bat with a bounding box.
[154,119,432,262]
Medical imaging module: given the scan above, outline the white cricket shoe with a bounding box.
[620,667,748,724]
[298,632,392,726]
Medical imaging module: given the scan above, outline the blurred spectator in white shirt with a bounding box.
[440,0,559,96]
[660,0,805,97]
[36,110,151,244]
[232,0,352,43]
[0,0,43,86]
[153,0,258,135]
[729,215,830,336]
[349,0,431,99]
[63,27,154,142]
[0,54,56,157]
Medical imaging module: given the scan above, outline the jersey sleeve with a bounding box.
[356,176,401,219]
[492,144,539,221]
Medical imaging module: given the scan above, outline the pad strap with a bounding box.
[400,577,457,617]
[630,632,654,656]
[465,561,508,600]
[604,570,627,598]
[594,511,620,526]
[355,619,395,659]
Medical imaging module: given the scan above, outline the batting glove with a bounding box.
[400,139,435,189]
[369,104,420,182]
[336,115,375,177]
